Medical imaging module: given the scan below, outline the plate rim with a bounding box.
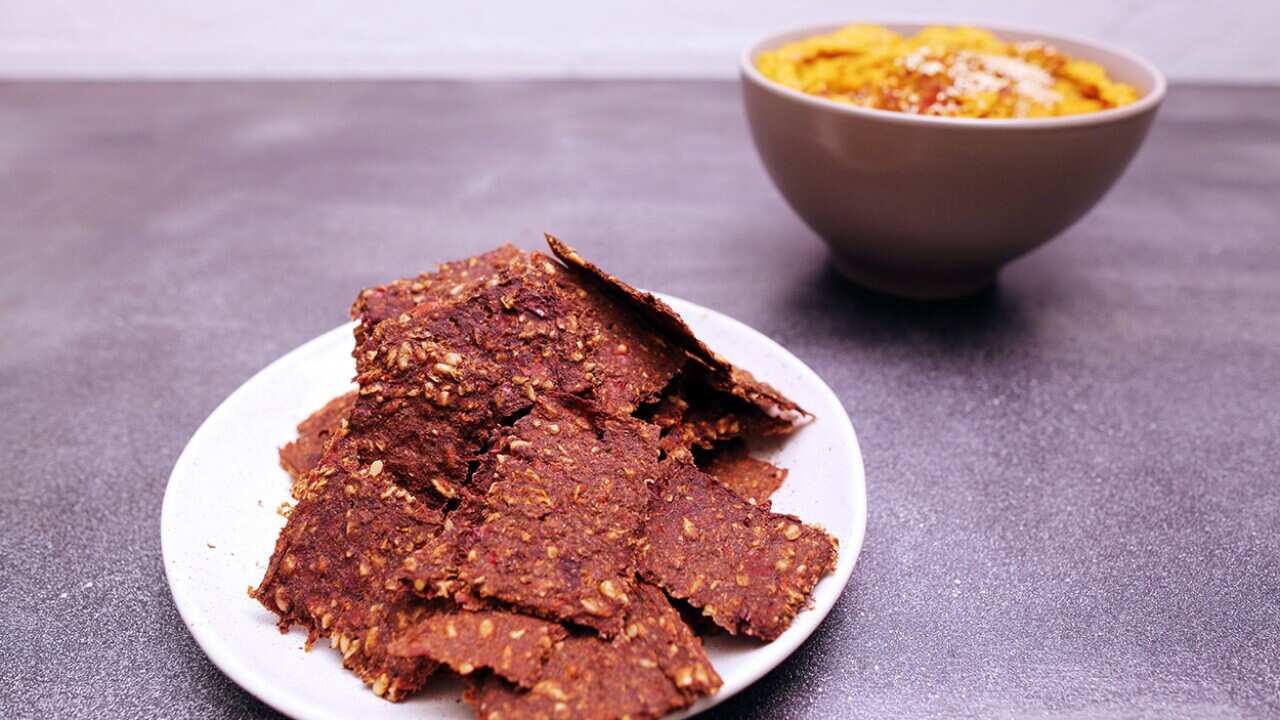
[161,292,867,720]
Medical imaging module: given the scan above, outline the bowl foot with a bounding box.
[830,254,996,300]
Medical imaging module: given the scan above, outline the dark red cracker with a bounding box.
[700,440,788,505]
[546,234,809,425]
[554,268,686,417]
[349,244,525,338]
[646,386,688,433]
[468,583,721,720]
[387,608,567,688]
[658,400,773,458]
[278,391,357,485]
[700,365,808,429]
[346,251,682,499]
[647,368,796,461]
[253,438,445,700]
[638,460,837,641]
[404,395,660,637]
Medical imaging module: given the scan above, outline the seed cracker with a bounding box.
[404,394,660,637]
[387,608,567,688]
[700,439,788,505]
[278,390,356,486]
[350,244,525,338]
[546,234,809,426]
[648,368,796,460]
[347,250,682,499]
[639,460,837,641]
[253,438,445,700]
[467,583,720,720]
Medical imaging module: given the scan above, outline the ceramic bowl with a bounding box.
[741,22,1166,299]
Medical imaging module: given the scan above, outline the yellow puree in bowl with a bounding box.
[756,25,1139,119]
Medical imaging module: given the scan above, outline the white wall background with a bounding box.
[2,0,1277,81]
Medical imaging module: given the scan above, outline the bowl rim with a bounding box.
[740,20,1167,130]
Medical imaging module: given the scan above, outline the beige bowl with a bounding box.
[741,22,1166,299]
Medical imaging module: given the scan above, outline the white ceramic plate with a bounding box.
[162,293,866,720]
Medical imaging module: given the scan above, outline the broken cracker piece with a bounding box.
[350,244,525,339]
[547,234,809,426]
[646,367,795,461]
[347,249,683,499]
[701,440,788,505]
[404,394,659,637]
[639,459,837,641]
[468,583,720,719]
[254,438,445,700]
[278,391,356,487]
[387,607,567,688]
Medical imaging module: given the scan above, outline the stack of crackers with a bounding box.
[255,237,838,719]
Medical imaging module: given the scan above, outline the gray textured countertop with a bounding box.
[1,81,1277,720]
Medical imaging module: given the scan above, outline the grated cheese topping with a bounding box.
[757,24,1139,119]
